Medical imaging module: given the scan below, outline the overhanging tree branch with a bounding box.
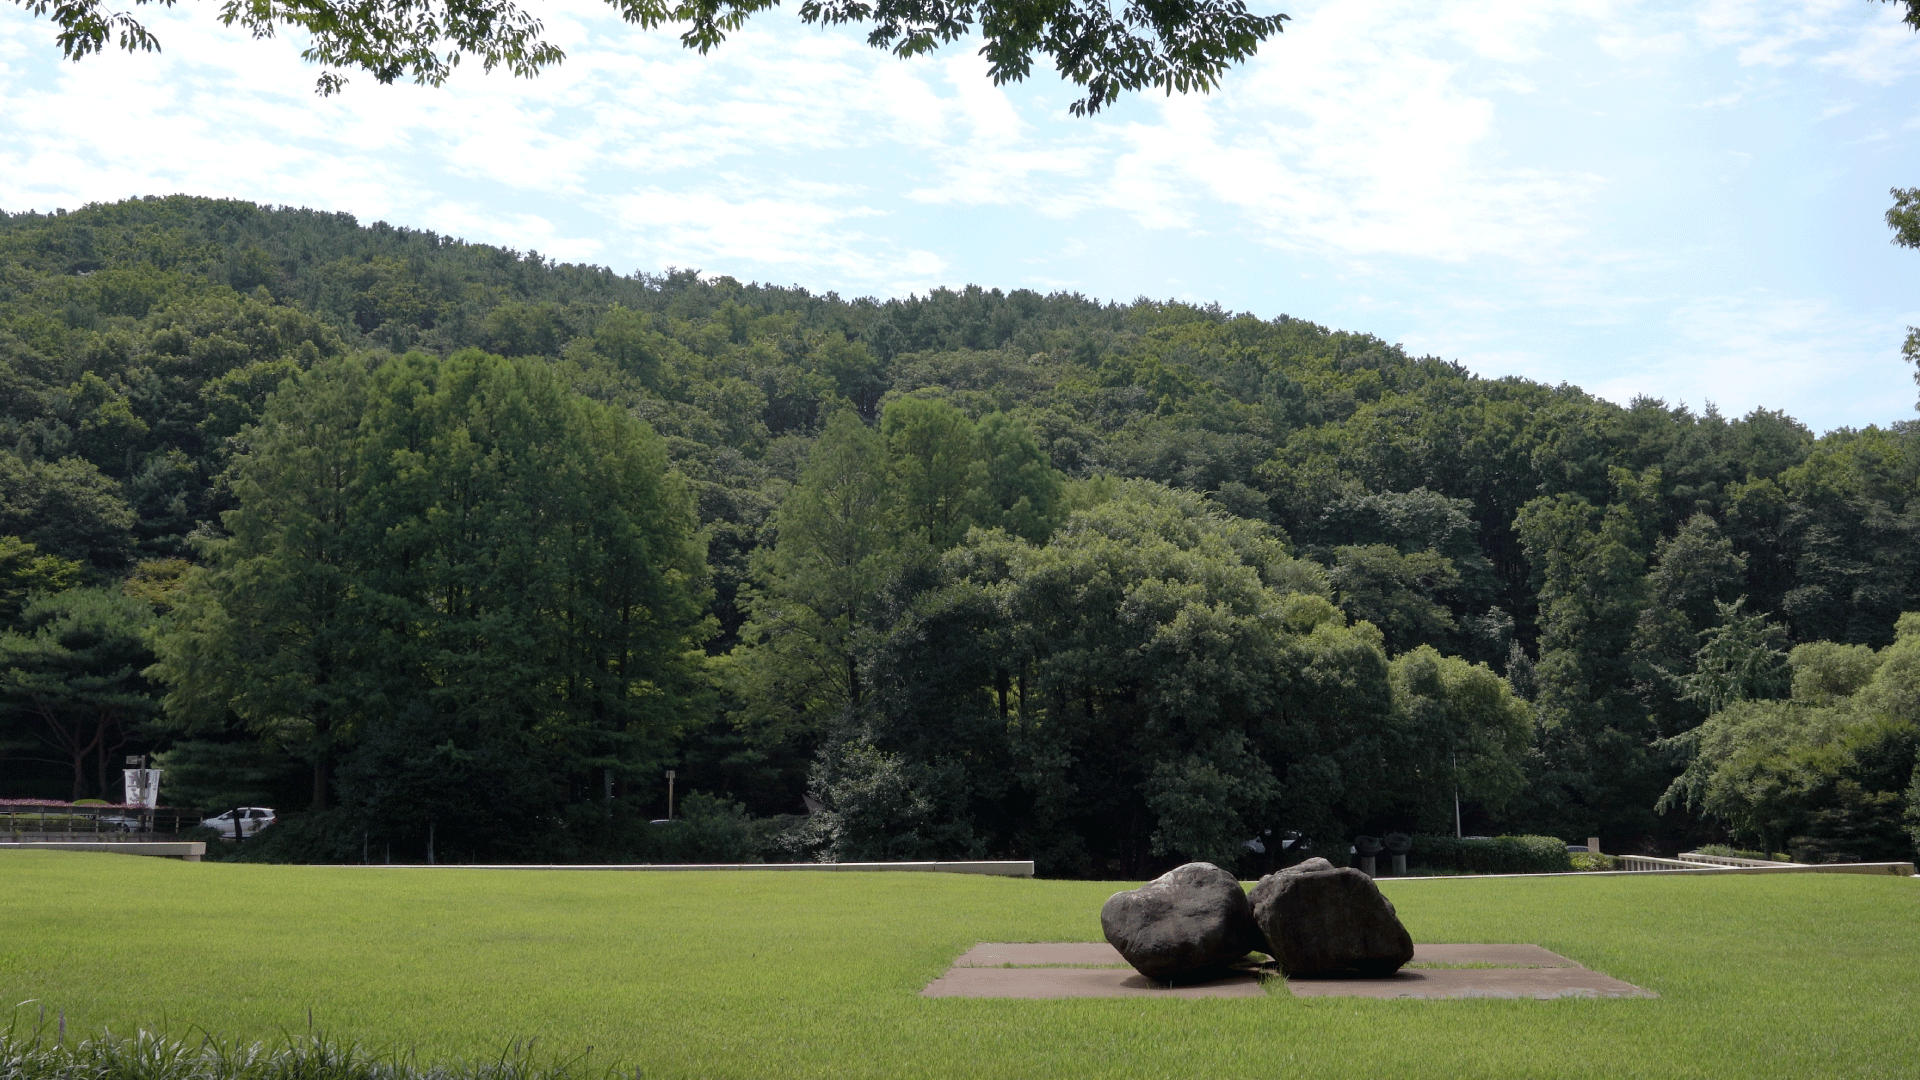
[13,0,1287,113]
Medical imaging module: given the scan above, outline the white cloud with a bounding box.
[1585,292,1916,430]
[1080,0,1605,263]
[595,183,949,289]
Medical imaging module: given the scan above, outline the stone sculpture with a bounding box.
[1248,862,1414,976]
[1100,862,1264,981]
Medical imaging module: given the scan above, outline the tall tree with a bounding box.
[1513,466,1663,842]
[1890,184,1920,409]
[726,409,899,768]
[1631,513,1748,735]
[153,350,710,824]
[152,355,384,811]
[882,396,979,550]
[1386,645,1532,835]
[971,412,1064,543]
[1672,599,1791,717]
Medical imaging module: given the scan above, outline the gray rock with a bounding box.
[1282,856,1336,874]
[1249,865,1414,976]
[1100,862,1263,981]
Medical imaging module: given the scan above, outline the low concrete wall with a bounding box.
[1380,860,1916,881]
[0,841,205,861]
[355,860,1036,876]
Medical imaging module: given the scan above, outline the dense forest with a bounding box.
[2,195,1916,873]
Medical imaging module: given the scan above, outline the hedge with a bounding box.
[1411,834,1573,875]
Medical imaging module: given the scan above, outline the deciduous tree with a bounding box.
[153,350,710,827]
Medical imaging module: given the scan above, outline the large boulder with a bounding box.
[1100,862,1263,981]
[1249,865,1414,976]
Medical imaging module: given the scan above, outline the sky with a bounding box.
[2,0,1918,434]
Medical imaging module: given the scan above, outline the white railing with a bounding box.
[1605,853,1915,876]
[1677,851,1802,868]
[1615,854,1701,871]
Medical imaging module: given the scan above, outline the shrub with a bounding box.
[638,792,761,864]
[1411,835,1573,875]
[1692,844,1789,861]
[1568,852,1618,872]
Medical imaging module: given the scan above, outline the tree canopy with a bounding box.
[149,348,709,854]
[13,0,1288,114]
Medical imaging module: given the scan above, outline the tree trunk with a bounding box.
[311,713,332,811]
[65,716,105,802]
[312,754,330,811]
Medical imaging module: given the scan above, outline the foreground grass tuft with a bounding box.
[0,1027,589,1080]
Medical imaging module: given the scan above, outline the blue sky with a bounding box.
[3,0,1918,433]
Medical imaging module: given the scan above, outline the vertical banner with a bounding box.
[122,768,162,809]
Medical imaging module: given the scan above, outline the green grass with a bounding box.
[3,850,1917,1079]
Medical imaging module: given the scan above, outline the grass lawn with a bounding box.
[3,850,1916,1079]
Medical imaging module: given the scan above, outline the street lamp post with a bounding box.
[665,770,676,820]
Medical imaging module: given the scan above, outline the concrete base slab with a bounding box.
[1287,967,1654,999]
[953,943,1128,966]
[1409,944,1575,967]
[923,942,1653,1000]
[922,966,1266,998]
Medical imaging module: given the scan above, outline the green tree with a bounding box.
[0,537,84,628]
[727,409,898,757]
[1889,184,1920,408]
[15,0,1290,115]
[1513,467,1661,840]
[1386,645,1532,833]
[1631,513,1747,734]
[151,355,383,811]
[153,350,710,825]
[971,412,1063,543]
[1672,599,1790,716]
[1790,641,1883,706]
[882,395,979,550]
[1328,544,1460,656]
[0,452,137,571]
[1662,613,1920,860]
[0,588,159,800]
[861,480,1406,873]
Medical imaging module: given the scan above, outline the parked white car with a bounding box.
[201,807,277,838]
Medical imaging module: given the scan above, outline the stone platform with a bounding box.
[920,942,1655,999]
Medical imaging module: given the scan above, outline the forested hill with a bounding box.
[3,194,1917,871]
